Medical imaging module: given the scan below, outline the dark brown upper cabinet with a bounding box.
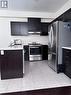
[53,8,71,22]
[11,18,49,36]
[11,22,28,36]
[40,23,48,36]
[28,18,41,32]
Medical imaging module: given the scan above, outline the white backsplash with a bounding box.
[11,35,48,45]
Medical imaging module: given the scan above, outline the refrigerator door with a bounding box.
[48,21,58,72]
[48,26,54,48]
[48,23,57,53]
[51,24,56,53]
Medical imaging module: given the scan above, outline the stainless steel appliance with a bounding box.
[29,42,42,61]
[48,21,71,72]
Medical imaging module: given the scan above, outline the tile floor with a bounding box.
[0,60,71,94]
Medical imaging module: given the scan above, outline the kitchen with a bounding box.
[0,0,71,94]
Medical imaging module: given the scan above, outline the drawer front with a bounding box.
[63,49,71,56]
[63,49,71,62]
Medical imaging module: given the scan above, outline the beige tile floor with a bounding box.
[0,60,71,94]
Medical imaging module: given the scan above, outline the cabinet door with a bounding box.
[41,23,48,36]
[28,18,41,32]
[62,49,71,78]
[64,61,71,78]
[41,45,48,60]
[24,45,29,61]
[11,22,21,35]
[20,22,28,36]
[11,22,28,36]
[1,50,23,79]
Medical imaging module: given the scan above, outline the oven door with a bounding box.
[29,46,41,55]
[29,46,42,61]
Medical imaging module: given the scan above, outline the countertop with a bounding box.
[62,47,71,50]
[0,44,48,50]
[0,45,24,50]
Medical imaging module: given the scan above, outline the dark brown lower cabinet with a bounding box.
[0,50,23,80]
[62,48,71,78]
[41,45,48,60]
[1,86,71,95]
[24,45,29,61]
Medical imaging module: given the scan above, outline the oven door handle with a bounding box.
[29,47,39,48]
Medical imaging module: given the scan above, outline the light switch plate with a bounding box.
[1,1,8,8]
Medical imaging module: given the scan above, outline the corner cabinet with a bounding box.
[0,50,23,80]
[62,48,71,78]
[40,23,48,36]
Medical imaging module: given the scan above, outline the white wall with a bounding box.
[0,17,48,48]
[0,18,11,48]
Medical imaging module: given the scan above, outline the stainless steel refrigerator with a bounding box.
[48,21,71,72]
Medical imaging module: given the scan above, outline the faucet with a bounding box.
[8,41,14,47]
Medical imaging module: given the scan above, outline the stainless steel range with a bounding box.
[29,42,42,61]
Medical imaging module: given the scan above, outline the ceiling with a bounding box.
[7,0,68,12]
